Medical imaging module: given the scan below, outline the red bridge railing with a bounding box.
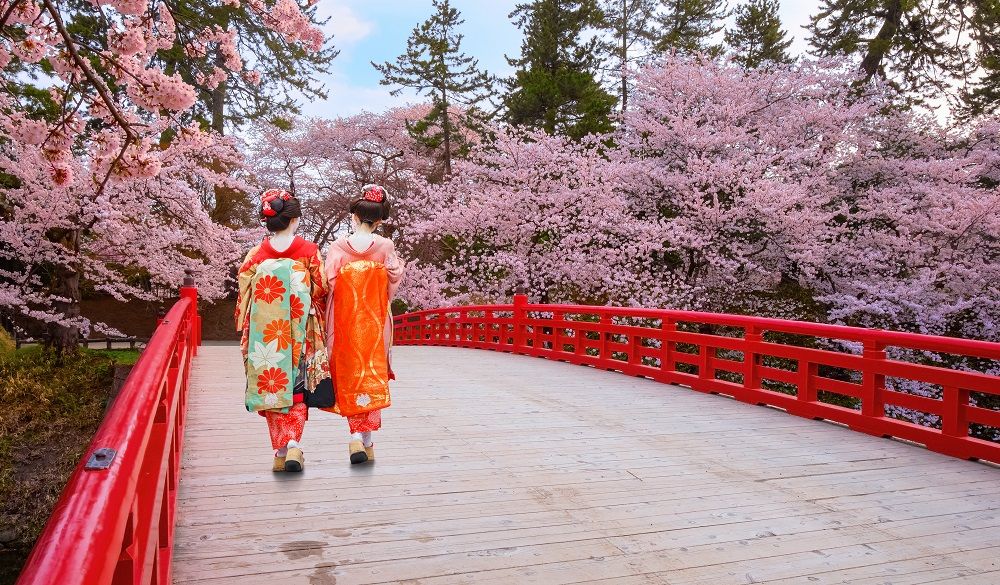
[17,279,201,585]
[394,295,1000,464]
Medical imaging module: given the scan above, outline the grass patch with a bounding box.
[0,345,137,584]
[84,348,141,366]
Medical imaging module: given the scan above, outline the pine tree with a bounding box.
[600,0,658,111]
[504,0,618,139]
[958,4,1000,119]
[807,0,999,109]
[724,0,794,69]
[373,0,494,176]
[961,59,1000,120]
[652,0,730,55]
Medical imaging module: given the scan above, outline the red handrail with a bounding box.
[393,295,1000,464]
[16,283,200,585]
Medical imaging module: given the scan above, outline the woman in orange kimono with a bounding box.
[324,184,405,464]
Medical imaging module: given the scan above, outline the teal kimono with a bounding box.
[235,236,330,413]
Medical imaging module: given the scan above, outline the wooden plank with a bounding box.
[172,346,1000,584]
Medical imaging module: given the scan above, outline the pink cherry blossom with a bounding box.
[0,0,327,342]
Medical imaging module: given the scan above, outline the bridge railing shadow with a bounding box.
[393,295,1000,464]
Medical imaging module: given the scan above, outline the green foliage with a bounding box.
[156,1,338,133]
[960,6,1000,119]
[652,0,730,55]
[806,0,1000,111]
[6,85,62,123]
[598,0,658,109]
[724,0,794,68]
[0,328,13,354]
[0,347,135,575]
[505,0,618,139]
[374,0,494,176]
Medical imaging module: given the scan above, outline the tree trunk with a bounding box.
[620,0,628,112]
[441,97,452,176]
[621,1,629,112]
[439,53,453,177]
[208,77,247,226]
[860,0,903,81]
[48,229,82,359]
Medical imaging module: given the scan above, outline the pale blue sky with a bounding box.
[307,0,820,118]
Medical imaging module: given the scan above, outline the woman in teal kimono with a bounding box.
[235,189,331,472]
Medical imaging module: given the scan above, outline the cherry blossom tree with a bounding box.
[406,54,1000,348]
[405,55,999,436]
[618,57,883,316]
[815,116,1000,341]
[245,105,463,250]
[406,58,882,315]
[0,0,326,353]
[401,127,653,309]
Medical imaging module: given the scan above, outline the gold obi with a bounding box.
[328,260,391,416]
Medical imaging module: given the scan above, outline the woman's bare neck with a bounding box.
[348,223,375,251]
[270,230,296,252]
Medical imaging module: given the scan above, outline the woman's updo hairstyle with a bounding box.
[350,184,391,226]
[259,188,301,232]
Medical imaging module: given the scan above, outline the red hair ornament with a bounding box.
[362,185,385,203]
[260,189,292,219]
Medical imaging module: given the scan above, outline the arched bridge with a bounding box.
[14,290,1000,584]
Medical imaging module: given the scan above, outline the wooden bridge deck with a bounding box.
[172,345,1000,585]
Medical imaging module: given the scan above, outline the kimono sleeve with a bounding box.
[234,247,259,332]
[324,245,347,296]
[308,247,328,319]
[385,241,406,299]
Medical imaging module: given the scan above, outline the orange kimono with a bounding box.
[323,235,405,433]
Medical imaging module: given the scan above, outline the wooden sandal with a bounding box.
[285,448,304,472]
[349,440,368,465]
[364,444,375,463]
[272,455,286,472]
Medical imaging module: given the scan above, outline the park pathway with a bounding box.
[172,345,1000,584]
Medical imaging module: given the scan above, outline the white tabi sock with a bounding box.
[275,447,288,457]
[350,432,363,442]
[287,439,301,451]
[362,432,373,448]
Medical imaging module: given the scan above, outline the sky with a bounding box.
[307,0,822,119]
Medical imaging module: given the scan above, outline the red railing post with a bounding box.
[743,325,762,393]
[698,337,712,387]
[861,339,886,419]
[599,311,611,367]
[513,292,527,353]
[553,310,565,355]
[798,361,818,403]
[942,386,970,438]
[660,317,677,382]
[179,269,200,353]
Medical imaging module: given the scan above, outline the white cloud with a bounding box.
[317,1,374,46]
